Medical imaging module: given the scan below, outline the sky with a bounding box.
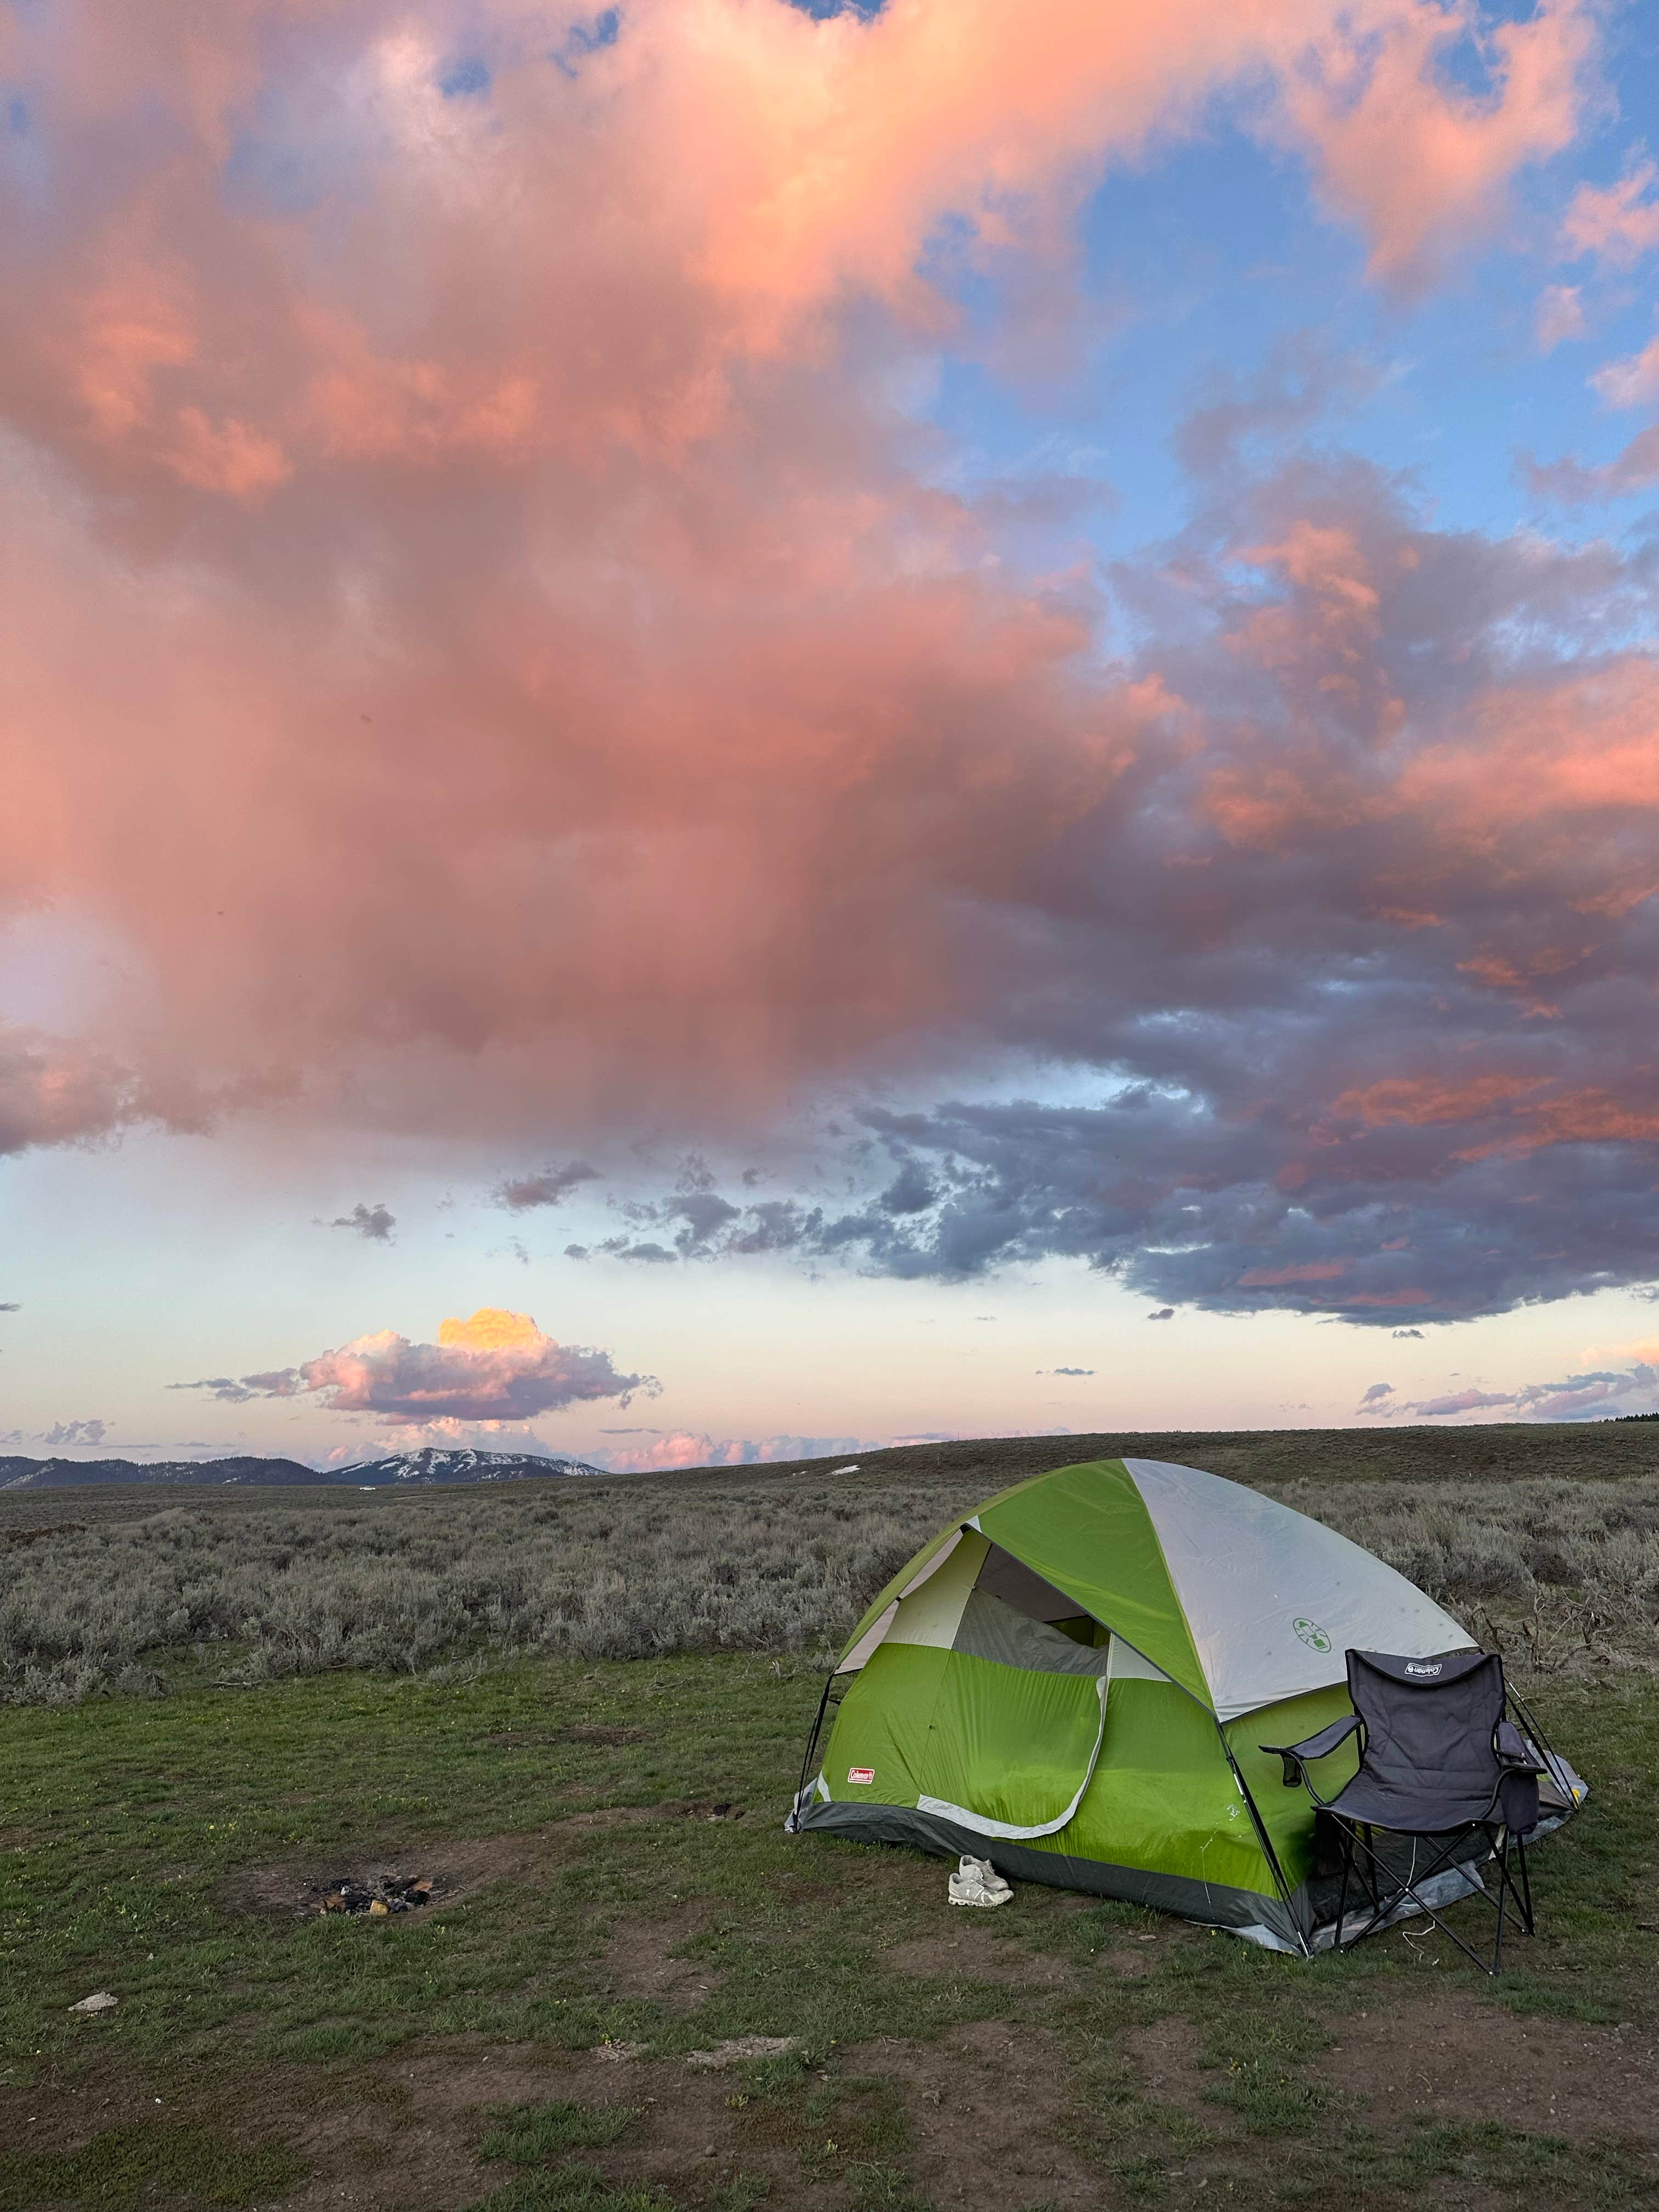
[4,0,1659,1470]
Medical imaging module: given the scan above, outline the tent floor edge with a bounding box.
[791,1798,1312,1954]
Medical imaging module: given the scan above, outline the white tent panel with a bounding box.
[884,1530,988,1651]
[1124,1458,1474,1722]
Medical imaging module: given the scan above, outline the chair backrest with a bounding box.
[1347,1647,1505,1810]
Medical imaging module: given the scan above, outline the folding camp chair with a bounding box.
[1261,1647,1545,1974]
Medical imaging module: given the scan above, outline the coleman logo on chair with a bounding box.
[1405,1661,1444,1677]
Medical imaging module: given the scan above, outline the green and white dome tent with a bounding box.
[786,1458,1583,1953]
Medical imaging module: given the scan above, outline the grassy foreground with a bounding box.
[2,1648,1657,2210]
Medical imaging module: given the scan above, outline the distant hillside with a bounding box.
[0,1454,322,1489]
[0,1446,604,1489]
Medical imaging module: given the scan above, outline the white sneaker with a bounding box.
[948,1854,1013,1908]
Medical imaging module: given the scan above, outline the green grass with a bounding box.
[0,2123,304,2211]
[2,1652,1656,2209]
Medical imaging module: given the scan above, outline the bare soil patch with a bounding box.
[851,2017,1104,2208]
[227,1833,552,1921]
[1314,1993,1659,2152]
[600,1909,724,2008]
[1126,2015,1214,2119]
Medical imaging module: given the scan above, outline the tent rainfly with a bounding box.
[785,1458,1584,1953]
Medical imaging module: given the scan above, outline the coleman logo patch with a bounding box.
[1405,1661,1443,1677]
[847,1766,875,1786]
[1293,1618,1333,1652]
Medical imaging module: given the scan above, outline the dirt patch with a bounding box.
[882,1933,1077,1988]
[1126,2015,1214,2120]
[600,1910,724,2008]
[556,1804,667,1831]
[228,1805,687,1923]
[227,1835,552,1921]
[274,2043,588,2211]
[850,2017,1104,2208]
[1102,1938,1161,1977]
[1314,1993,1659,2151]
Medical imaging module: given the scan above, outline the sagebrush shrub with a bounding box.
[3,1469,1655,1703]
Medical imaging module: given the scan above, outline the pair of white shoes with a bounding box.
[948,1853,1013,1908]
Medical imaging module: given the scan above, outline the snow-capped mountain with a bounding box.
[334,1446,606,1485]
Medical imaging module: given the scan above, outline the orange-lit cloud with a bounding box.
[176,1309,654,1424]
[10,1,1659,1335]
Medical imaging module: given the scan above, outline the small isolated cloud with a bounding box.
[326,1201,396,1242]
[1534,283,1585,352]
[1590,332,1659,411]
[1561,162,1659,272]
[1148,1308,1175,1322]
[0,1301,19,1311]
[1361,1382,1394,1404]
[1393,1328,1425,1340]
[41,1418,108,1448]
[1052,1366,1096,1377]
[494,1161,599,1211]
[176,1308,654,1426]
[1407,1386,1529,1418]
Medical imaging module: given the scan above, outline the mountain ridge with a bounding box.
[0,1446,605,1489]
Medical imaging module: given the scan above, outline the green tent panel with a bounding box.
[787,1457,1585,1953]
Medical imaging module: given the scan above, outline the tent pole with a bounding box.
[793,1668,837,1816]
[1215,1721,1311,1959]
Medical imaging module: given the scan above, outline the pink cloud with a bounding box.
[177,1308,654,1425]
[1407,1386,1521,1416]
[1237,1259,1350,1286]
[1590,331,1659,410]
[1282,0,1592,286]
[0,1,1604,1171]
[601,1430,862,1473]
[1533,283,1585,352]
[1561,160,1659,269]
[13,3,1659,1339]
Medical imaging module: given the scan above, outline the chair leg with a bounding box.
[1339,1824,1506,1977]
[1334,1827,1351,1950]
[1494,1834,1507,1974]
[1493,1830,1534,1940]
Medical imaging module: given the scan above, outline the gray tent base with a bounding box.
[789,1796,1579,1957]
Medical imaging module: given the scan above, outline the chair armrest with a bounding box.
[1259,1711,1361,1788]
[1496,1719,1545,1773]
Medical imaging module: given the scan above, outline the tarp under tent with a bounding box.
[785,1458,1585,1953]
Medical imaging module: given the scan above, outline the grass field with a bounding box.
[3,1427,1657,2209]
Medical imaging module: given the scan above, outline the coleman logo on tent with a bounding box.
[1292,1617,1332,1652]
[847,1767,875,1785]
[1405,1661,1443,1677]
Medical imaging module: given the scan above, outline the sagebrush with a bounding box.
[4,1469,1657,1703]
